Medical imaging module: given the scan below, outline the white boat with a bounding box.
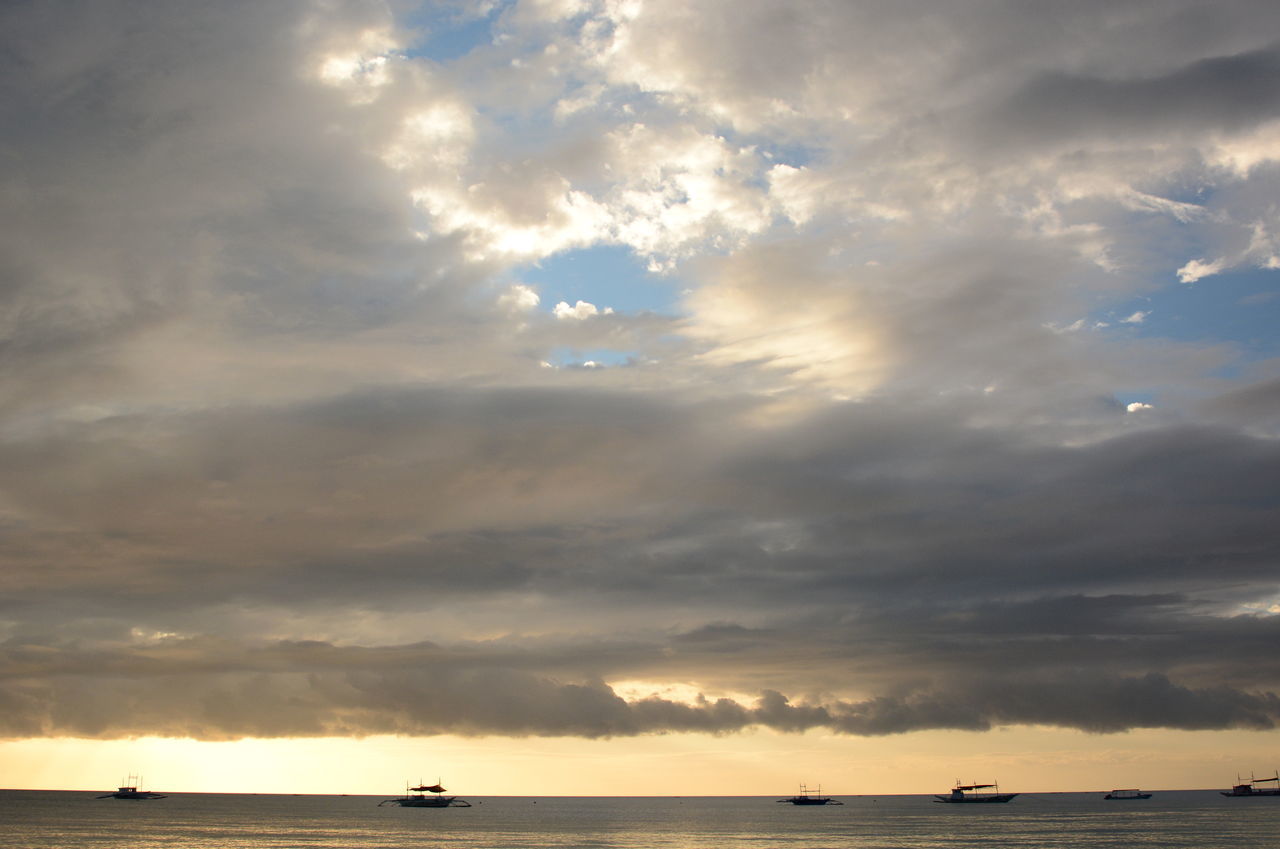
[379,780,472,807]
[1104,788,1151,800]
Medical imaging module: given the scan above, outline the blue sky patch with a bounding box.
[1107,266,1280,360]
[520,245,685,316]
[544,345,638,369]
[398,3,503,62]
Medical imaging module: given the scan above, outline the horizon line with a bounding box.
[0,787,1238,796]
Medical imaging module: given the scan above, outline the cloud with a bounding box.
[4,379,1279,741]
[3,634,1279,739]
[3,0,1280,750]
[500,284,541,311]
[1210,117,1280,175]
[1178,258,1227,283]
[554,299,612,320]
[982,45,1280,153]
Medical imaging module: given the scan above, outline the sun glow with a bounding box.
[609,679,757,708]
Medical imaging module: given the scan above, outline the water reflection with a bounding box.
[5,790,1279,849]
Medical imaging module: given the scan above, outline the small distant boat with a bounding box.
[97,775,166,800]
[777,783,843,805]
[934,780,1018,803]
[1104,789,1152,800]
[1221,772,1280,797]
[379,780,471,808]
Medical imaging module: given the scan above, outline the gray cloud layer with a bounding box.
[2,0,1280,743]
[4,639,1279,739]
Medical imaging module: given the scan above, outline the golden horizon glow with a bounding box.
[1,727,1274,796]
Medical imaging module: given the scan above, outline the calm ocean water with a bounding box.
[4,789,1279,848]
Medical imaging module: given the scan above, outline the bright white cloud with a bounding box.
[603,124,774,264]
[554,299,612,319]
[383,102,476,171]
[1209,118,1280,176]
[500,284,541,311]
[1177,257,1226,283]
[411,182,611,261]
[311,26,400,103]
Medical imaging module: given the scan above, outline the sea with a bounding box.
[4,789,1279,848]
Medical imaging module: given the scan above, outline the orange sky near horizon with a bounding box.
[2,727,1275,797]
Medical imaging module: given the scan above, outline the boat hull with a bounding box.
[381,796,471,807]
[934,794,1018,803]
[779,797,841,805]
[97,786,166,800]
[1221,789,1280,797]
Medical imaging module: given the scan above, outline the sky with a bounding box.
[2,0,1279,796]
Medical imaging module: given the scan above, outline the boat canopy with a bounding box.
[955,784,996,791]
[411,784,446,793]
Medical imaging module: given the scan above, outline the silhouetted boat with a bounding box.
[1104,789,1151,800]
[96,775,166,799]
[1221,772,1280,797]
[934,781,1017,803]
[777,783,843,805]
[379,780,471,807]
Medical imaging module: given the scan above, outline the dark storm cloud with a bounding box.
[1202,374,1280,429]
[3,0,1280,747]
[4,383,1277,616]
[982,45,1280,150]
[3,634,1279,739]
[2,379,1279,738]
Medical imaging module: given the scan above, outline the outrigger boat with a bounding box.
[934,780,1017,803]
[1104,789,1152,800]
[379,780,472,808]
[97,775,166,800]
[777,783,843,805]
[1222,772,1280,797]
